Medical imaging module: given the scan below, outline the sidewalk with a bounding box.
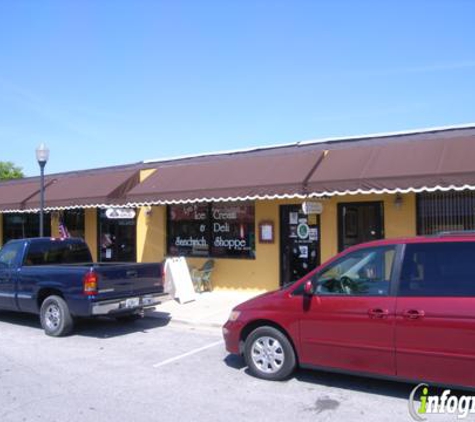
[149,290,264,329]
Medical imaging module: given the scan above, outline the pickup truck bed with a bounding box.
[0,237,165,336]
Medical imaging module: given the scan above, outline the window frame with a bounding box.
[166,202,256,260]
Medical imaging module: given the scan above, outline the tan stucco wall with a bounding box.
[135,193,417,292]
[51,212,60,238]
[139,168,157,182]
[85,209,98,262]
[136,205,167,263]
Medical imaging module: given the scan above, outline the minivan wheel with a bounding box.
[244,326,296,381]
[40,295,73,337]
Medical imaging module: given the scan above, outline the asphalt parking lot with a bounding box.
[0,313,449,422]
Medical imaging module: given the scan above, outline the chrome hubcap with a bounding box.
[251,336,285,374]
[45,304,61,330]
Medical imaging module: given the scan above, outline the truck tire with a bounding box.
[40,295,73,337]
[244,326,296,381]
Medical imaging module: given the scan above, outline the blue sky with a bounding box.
[0,0,474,176]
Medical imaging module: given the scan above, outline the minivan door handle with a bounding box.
[368,308,389,319]
[403,309,425,320]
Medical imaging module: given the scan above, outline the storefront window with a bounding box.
[2,213,51,244]
[210,202,255,258]
[167,202,255,259]
[61,210,85,239]
[417,191,475,235]
[168,204,210,257]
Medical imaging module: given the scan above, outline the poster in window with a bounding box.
[211,202,255,258]
[289,212,299,225]
[167,204,210,257]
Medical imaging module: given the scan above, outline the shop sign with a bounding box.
[302,201,323,215]
[105,208,136,219]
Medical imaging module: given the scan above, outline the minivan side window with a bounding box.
[399,242,475,297]
[312,246,396,296]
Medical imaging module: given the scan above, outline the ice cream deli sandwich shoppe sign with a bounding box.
[167,202,256,259]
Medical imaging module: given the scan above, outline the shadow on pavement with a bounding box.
[295,368,413,399]
[74,314,171,338]
[223,352,413,399]
[223,354,246,370]
[0,310,171,339]
[0,311,42,330]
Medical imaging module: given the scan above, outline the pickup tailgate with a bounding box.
[94,263,163,300]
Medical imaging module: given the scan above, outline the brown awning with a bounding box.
[23,168,140,210]
[127,127,475,204]
[305,134,475,195]
[3,127,474,211]
[127,150,323,204]
[0,178,52,212]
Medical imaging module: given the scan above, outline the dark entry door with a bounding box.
[338,202,384,251]
[98,210,137,262]
[280,205,320,286]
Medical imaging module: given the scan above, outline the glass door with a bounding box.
[98,209,137,262]
[280,204,320,286]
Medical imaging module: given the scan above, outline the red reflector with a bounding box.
[83,271,98,296]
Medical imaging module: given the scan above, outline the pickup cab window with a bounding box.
[312,246,396,296]
[0,241,24,268]
[25,240,92,265]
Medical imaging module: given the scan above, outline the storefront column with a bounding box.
[136,206,166,263]
[320,199,338,263]
[85,209,98,262]
[51,212,60,237]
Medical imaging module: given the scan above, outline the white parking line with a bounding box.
[152,340,224,368]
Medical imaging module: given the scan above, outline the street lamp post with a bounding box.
[36,143,50,237]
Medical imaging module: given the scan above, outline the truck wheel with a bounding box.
[40,295,73,337]
[244,326,296,381]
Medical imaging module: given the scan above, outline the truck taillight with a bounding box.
[83,271,98,296]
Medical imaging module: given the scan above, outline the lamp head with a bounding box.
[36,143,50,165]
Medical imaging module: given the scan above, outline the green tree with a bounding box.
[0,161,24,180]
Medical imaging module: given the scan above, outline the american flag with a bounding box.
[59,219,71,238]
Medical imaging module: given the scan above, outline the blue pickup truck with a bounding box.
[0,237,164,336]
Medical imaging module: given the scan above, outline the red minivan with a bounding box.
[223,234,475,388]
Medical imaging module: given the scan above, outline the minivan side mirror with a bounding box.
[303,280,315,296]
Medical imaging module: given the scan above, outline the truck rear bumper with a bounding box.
[91,293,164,316]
